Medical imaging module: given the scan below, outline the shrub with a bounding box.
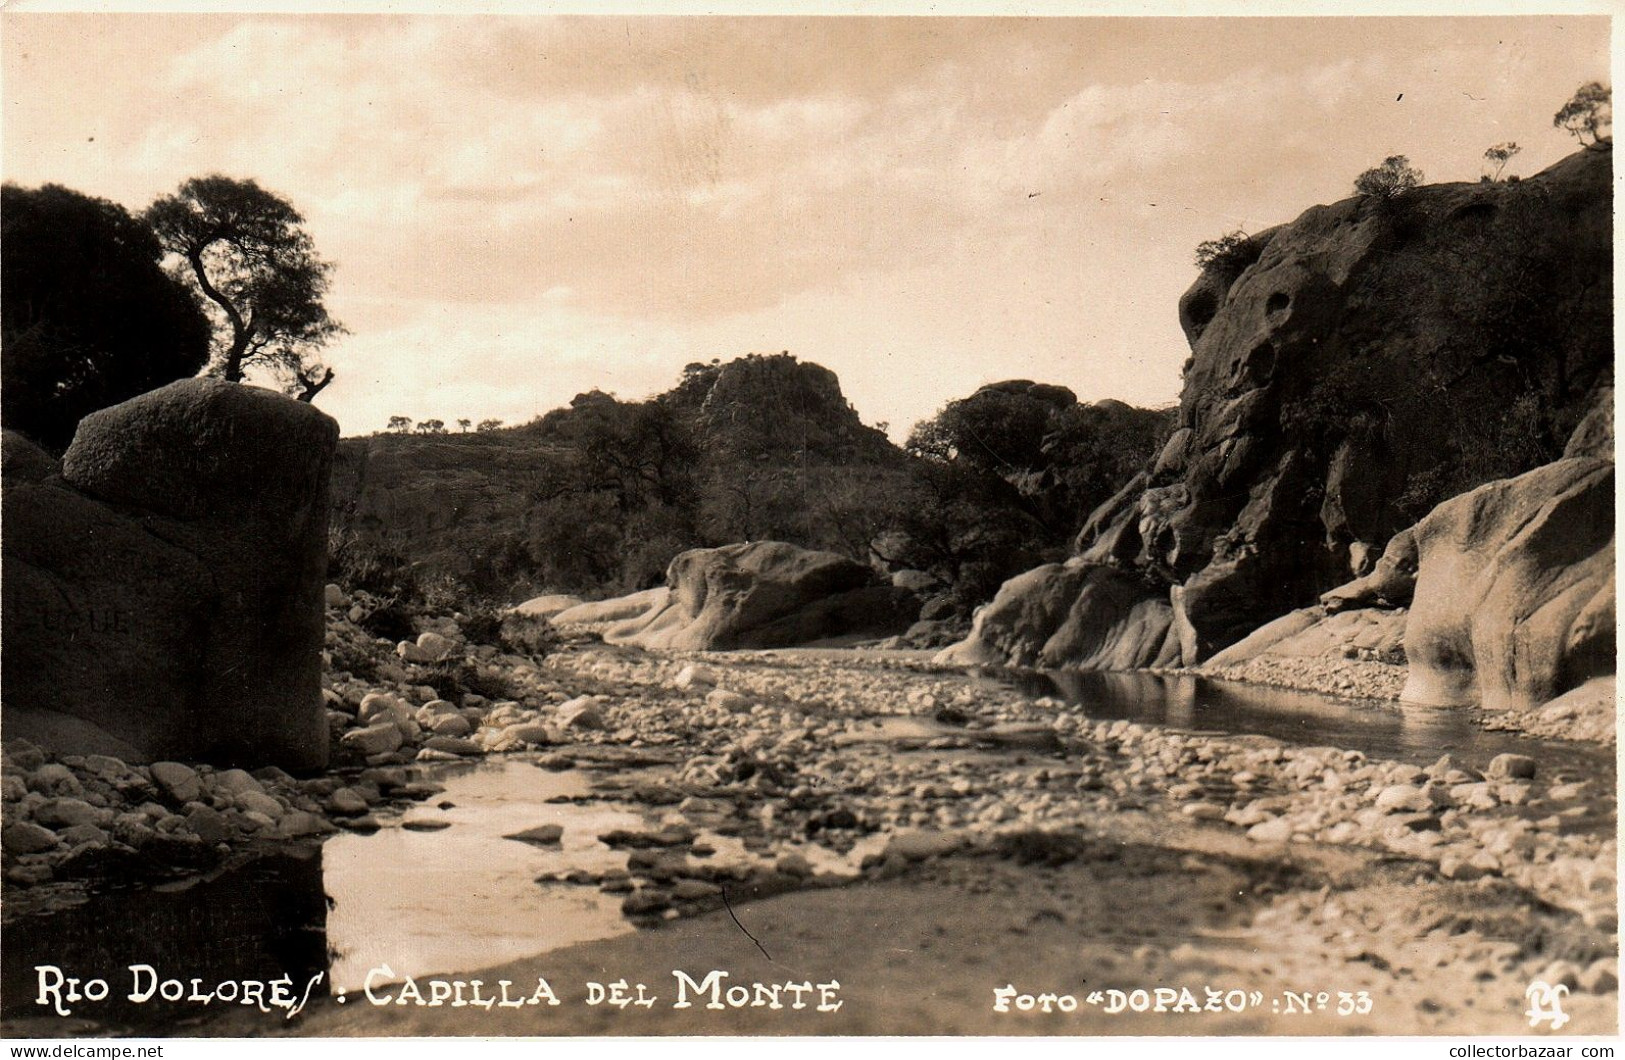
[495,613,559,658]
[1193,230,1258,275]
[355,597,419,644]
[1354,156,1423,200]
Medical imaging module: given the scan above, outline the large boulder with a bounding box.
[3,379,338,768]
[1400,455,1614,712]
[603,541,915,650]
[936,562,1179,669]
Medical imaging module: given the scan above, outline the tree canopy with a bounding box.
[2,182,212,451]
[1554,82,1612,146]
[145,175,343,399]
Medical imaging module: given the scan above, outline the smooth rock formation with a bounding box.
[604,541,916,651]
[1400,455,1614,712]
[936,563,1179,669]
[511,593,585,620]
[2,379,338,768]
[552,587,670,625]
[941,147,1612,670]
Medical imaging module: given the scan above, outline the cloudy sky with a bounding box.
[2,9,1610,438]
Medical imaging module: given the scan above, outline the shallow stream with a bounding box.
[2,667,1612,1033]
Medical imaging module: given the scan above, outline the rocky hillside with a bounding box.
[330,353,912,596]
[942,146,1613,676]
[332,354,1168,611]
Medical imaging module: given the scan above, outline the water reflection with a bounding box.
[981,668,1615,780]
[321,761,639,992]
[1,847,329,1031]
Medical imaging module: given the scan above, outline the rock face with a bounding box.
[936,563,1179,669]
[2,379,338,768]
[942,147,1612,671]
[1399,454,1614,712]
[603,541,916,650]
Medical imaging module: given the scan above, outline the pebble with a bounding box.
[1487,753,1537,781]
[505,824,565,846]
[556,697,606,730]
[705,689,753,713]
[673,664,717,691]
[1246,817,1295,843]
[328,788,370,816]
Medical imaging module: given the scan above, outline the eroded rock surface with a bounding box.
[603,541,916,651]
[2,380,337,768]
[942,147,1613,675]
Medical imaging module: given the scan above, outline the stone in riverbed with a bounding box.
[327,788,369,816]
[705,689,752,713]
[1374,784,1432,814]
[341,722,404,756]
[149,762,201,804]
[885,830,966,862]
[1486,753,1537,781]
[672,879,722,900]
[211,768,263,797]
[621,890,672,915]
[278,811,332,837]
[415,631,457,661]
[185,804,232,844]
[497,723,554,747]
[238,791,285,819]
[58,824,109,849]
[556,696,606,731]
[504,824,564,846]
[422,736,481,756]
[1246,817,1295,843]
[428,714,472,738]
[3,820,60,854]
[358,692,410,726]
[33,797,102,829]
[673,664,717,691]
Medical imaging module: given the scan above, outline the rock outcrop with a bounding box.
[936,562,1179,669]
[2,380,338,768]
[1399,453,1613,712]
[941,147,1612,672]
[603,541,916,651]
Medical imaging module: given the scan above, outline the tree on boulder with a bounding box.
[1554,82,1611,146]
[2,183,212,452]
[145,175,344,401]
[1353,156,1424,200]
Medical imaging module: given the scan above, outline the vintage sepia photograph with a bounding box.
[0,2,1616,1046]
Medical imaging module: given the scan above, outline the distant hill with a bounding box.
[329,353,1169,611]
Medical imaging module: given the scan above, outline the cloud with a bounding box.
[4,14,1608,438]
